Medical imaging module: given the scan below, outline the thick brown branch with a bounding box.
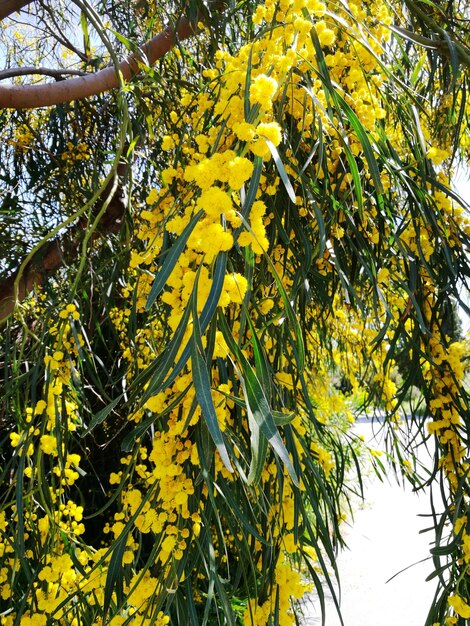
[0,0,33,21]
[0,18,198,109]
[0,164,128,322]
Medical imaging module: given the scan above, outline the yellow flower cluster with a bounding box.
[3,0,469,624]
[61,140,91,164]
[244,559,311,626]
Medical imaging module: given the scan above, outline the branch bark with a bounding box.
[0,66,87,80]
[403,0,470,69]
[0,163,128,322]
[0,17,198,109]
[0,0,33,21]
[0,2,228,319]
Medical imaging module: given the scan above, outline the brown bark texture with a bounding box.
[0,165,128,322]
[0,18,197,109]
[0,0,33,21]
[0,1,219,320]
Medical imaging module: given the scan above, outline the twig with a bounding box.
[0,66,88,80]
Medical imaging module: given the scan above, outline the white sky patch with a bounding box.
[453,166,470,336]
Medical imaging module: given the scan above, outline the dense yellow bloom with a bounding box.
[256,122,282,146]
[3,1,469,625]
[249,74,278,108]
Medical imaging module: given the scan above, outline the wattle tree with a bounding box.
[0,1,469,625]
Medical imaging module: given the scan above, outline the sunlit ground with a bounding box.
[301,420,436,626]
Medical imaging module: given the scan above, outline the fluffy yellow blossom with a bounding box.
[256,122,282,146]
[39,434,58,455]
[249,74,278,108]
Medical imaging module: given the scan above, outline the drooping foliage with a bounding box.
[0,1,469,625]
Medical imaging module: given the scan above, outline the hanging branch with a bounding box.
[0,163,128,322]
[0,22,195,108]
[0,1,228,319]
[0,1,228,109]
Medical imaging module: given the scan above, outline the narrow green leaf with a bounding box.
[146,209,203,310]
[246,313,271,403]
[334,93,384,195]
[192,341,234,473]
[80,11,91,56]
[108,28,134,51]
[163,251,227,389]
[241,156,263,220]
[82,394,124,436]
[103,532,127,619]
[246,417,268,485]
[272,410,295,426]
[244,46,254,121]
[236,212,306,372]
[219,313,299,487]
[140,279,195,402]
[265,139,297,204]
[341,137,363,218]
[411,51,428,86]
[191,269,233,473]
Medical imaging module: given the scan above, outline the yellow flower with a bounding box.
[146,188,159,204]
[223,273,248,304]
[161,135,175,150]
[249,74,278,108]
[448,594,470,618]
[256,122,282,146]
[227,156,254,189]
[196,186,233,219]
[19,615,47,626]
[9,432,21,447]
[316,20,336,47]
[40,434,58,455]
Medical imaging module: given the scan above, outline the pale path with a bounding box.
[300,422,437,626]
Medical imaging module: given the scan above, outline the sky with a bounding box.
[452,167,470,336]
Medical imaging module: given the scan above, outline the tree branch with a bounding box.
[0,163,129,322]
[403,0,470,69]
[0,0,34,21]
[0,17,198,109]
[0,66,88,80]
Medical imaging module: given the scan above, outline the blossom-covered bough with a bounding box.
[0,0,469,625]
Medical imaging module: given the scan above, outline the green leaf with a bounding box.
[244,45,254,121]
[246,418,269,486]
[82,394,124,436]
[236,211,306,372]
[245,312,271,403]
[146,209,203,310]
[219,313,299,487]
[103,531,127,620]
[241,156,263,220]
[163,251,228,389]
[191,268,234,473]
[108,28,134,51]
[272,410,295,426]
[411,51,428,86]
[265,139,297,204]
[334,93,384,195]
[80,11,91,57]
